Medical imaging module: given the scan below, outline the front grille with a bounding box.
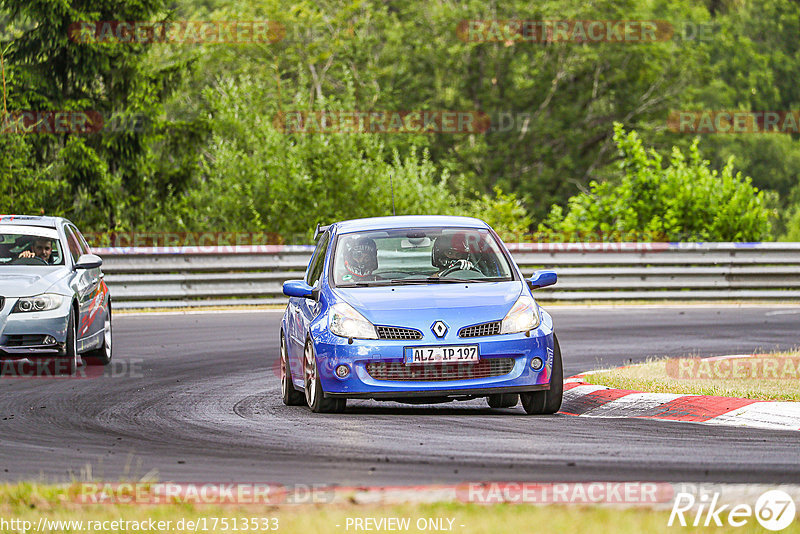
[376,326,423,340]
[4,334,47,347]
[365,358,515,382]
[459,321,501,338]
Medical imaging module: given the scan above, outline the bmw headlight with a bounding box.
[329,302,378,339]
[13,294,64,313]
[500,295,540,334]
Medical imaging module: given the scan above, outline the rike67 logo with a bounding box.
[669,489,796,531]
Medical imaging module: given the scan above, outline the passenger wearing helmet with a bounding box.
[343,237,378,280]
[431,233,475,277]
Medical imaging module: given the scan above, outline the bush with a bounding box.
[463,187,532,242]
[166,77,457,241]
[537,123,772,242]
[781,205,800,241]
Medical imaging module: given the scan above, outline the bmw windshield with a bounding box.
[332,227,514,287]
[0,226,64,266]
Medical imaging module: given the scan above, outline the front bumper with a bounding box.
[0,297,70,358]
[308,329,556,400]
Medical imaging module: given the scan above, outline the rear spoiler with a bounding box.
[313,223,330,241]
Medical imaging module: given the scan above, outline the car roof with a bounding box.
[0,215,65,229]
[333,215,489,233]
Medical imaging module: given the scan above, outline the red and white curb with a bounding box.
[562,365,800,431]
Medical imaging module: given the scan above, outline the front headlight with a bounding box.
[329,302,378,339]
[500,295,540,334]
[13,294,64,313]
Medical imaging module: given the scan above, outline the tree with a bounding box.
[0,0,201,229]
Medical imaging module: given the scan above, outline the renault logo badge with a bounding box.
[431,321,448,338]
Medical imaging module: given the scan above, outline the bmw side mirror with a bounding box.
[75,253,103,270]
[527,270,557,290]
[283,280,316,300]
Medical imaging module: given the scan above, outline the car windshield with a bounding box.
[0,228,65,266]
[332,227,514,287]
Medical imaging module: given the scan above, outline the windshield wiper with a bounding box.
[391,277,465,284]
[337,280,393,287]
[340,277,508,287]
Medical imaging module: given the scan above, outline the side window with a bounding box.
[69,225,91,255]
[306,232,330,287]
[64,227,82,264]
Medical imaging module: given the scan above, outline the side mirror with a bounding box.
[527,270,557,290]
[75,253,103,270]
[283,280,317,300]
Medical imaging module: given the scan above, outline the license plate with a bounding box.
[405,345,480,364]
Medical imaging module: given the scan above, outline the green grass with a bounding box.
[584,352,800,401]
[1,483,796,534]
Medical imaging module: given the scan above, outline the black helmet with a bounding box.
[344,237,378,277]
[431,233,470,270]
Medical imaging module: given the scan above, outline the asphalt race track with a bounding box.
[1,306,799,485]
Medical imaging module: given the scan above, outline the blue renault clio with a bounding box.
[280,216,560,414]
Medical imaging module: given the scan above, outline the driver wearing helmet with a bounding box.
[343,237,378,280]
[431,233,475,276]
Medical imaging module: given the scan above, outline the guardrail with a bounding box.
[93,243,800,309]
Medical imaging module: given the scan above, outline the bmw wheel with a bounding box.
[520,333,563,415]
[303,339,345,413]
[85,301,112,365]
[280,332,305,406]
[55,307,80,376]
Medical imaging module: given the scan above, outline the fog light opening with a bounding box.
[43,336,57,345]
[335,365,350,378]
[530,357,544,371]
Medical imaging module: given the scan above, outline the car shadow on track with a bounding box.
[327,402,565,417]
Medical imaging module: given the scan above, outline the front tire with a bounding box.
[520,333,563,415]
[487,393,519,408]
[280,333,305,406]
[56,307,80,376]
[303,340,346,413]
[85,301,112,365]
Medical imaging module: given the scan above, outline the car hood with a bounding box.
[333,281,523,331]
[0,267,69,298]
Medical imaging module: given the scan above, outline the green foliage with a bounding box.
[538,124,772,241]
[162,76,457,240]
[0,0,203,230]
[463,187,532,242]
[0,134,68,215]
[781,205,800,242]
[1,0,799,243]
